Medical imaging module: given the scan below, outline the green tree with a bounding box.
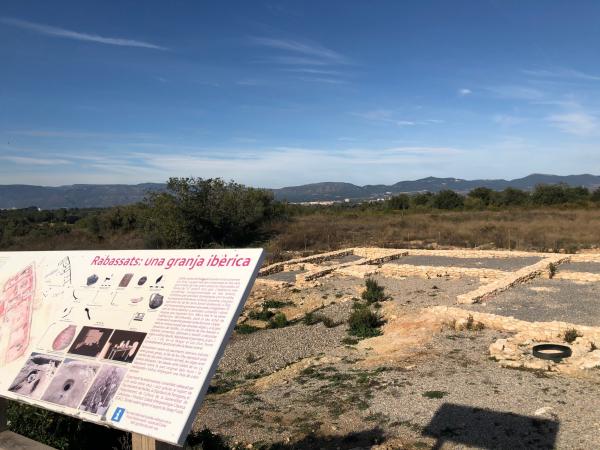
[387,194,410,210]
[432,190,464,209]
[495,187,529,206]
[411,192,434,208]
[144,177,279,248]
[531,184,569,206]
[467,187,496,207]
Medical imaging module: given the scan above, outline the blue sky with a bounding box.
[1,1,600,187]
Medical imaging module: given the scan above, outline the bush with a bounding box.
[348,305,384,338]
[144,177,281,248]
[248,308,274,321]
[361,278,387,304]
[303,311,337,327]
[262,300,292,308]
[7,402,127,450]
[564,328,581,343]
[268,312,288,329]
[548,262,557,279]
[235,323,260,334]
[432,190,464,210]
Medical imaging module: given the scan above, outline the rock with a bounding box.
[534,406,554,416]
[525,358,552,371]
[579,350,600,369]
[489,339,507,355]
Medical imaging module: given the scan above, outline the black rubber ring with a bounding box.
[532,343,572,361]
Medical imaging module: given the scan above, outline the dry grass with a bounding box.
[266,208,600,261]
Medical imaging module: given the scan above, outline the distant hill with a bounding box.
[271,174,600,202]
[1,174,599,209]
[0,183,165,209]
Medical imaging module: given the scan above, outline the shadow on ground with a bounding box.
[185,427,386,450]
[268,427,386,449]
[423,403,559,450]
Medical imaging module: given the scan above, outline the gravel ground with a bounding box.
[559,261,600,273]
[265,269,306,283]
[463,278,600,327]
[373,275,481,309]
[390,255,542,271]
[197,327,600,448]
[320,254,364,266]
[217,302,353,378]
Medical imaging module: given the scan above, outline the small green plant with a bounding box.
[422,390,448,399]
[248,307,274,321]
[235,323,260,334]
[262,299,292,308]
[246,352,258,363]
[342,336,359,345]
[564,328,581,343]
[361,277,388,304]
[348,304,384,338]
[268,312,288,329]
[548,262,557,279]
[185,427,229,449]
[303,311,338,327]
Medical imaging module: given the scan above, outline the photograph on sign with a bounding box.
[0,249,263,444]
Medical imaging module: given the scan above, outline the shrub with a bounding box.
[144,177,281,248]
[361,278,387,304]
[248,308,274,321]
[422,390,448,399]
[564,328,581,343]
[262,300,292,308]
[235,323,260,334]
[303,312,337,327]
[432,190,464,210]
[348,305,384,338]
[268,312,288,329]
[548,262,557,279]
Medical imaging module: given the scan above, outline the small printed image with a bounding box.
[100,274,114,288]
[79,365,127,415]
[68,326,113,358]
[118,273,134,288]
[8,353,62,399]
[133,312,145,321]
[52,324,77,351]
[86,274,99,286]
[136,276,147,286]
[149,293,164,309]
[41,358,99,408]
[102,330,146,363]
[130,296,144,304]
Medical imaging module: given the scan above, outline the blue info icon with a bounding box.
[111,407,126,422]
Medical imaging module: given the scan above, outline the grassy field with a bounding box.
[266,208,600,262]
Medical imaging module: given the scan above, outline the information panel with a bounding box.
[0,249,263,445]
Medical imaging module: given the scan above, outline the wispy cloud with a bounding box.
[250,37,347,64]
[0,145,466,186]
[8,129,155,140]
[493,114,527,126]
[486,85,545,100]
[0,155,71,166]
[1,17,167,50]
[355,109,443,127]
[458,88,472,96]
[282,68,342,76]
[523,68,600,82]
[546,111,599,136]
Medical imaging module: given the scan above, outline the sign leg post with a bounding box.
[0,397,7,433]
[131,433,180,450]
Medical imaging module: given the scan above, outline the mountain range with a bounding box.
[1,174,599,209]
